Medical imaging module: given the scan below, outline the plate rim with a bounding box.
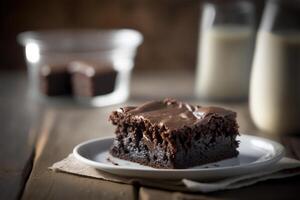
[73,134,285,172]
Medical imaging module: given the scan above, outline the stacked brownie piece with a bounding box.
[69,61,117,97]
[109,98,239,169]
[40,64,72,96]
[39,61,117,97]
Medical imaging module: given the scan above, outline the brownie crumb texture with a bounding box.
[109,98,240,169]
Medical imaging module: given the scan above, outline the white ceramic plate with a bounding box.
[73,134,285,180]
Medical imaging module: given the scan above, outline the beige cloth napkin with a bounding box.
[50,154,300,193]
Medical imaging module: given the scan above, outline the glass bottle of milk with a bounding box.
[250,0,300,134]
[195,1,255,101]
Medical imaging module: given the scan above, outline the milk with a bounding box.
[195,26,254,100]
[250,31,300,134]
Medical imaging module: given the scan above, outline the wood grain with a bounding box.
[21,107,137,200]
[0,72,40,200]
[139,187,221,200]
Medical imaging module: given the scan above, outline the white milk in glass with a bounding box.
[250,31,300,133]
[195,26,253,100]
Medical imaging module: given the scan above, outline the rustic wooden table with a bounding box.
[1,70,300,200]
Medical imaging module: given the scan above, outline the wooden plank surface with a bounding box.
[2,70,300,200]
[0,72,40,200]
[21,107,137,200]
[140,187,220,200]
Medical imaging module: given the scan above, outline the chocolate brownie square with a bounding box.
[109,98,239,169]
[39,64,71,96]
[69,61,117,97]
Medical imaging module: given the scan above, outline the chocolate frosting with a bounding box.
[120,98,236,130]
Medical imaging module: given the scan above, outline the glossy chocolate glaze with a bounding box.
[119,98,236,130]
[110,98,239,168]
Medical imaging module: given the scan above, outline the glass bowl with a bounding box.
[18,29,143,106]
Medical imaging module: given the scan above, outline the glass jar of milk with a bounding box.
[195,1,255,101]
[250,0,300,134]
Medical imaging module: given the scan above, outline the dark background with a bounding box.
[0,0,264,71]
